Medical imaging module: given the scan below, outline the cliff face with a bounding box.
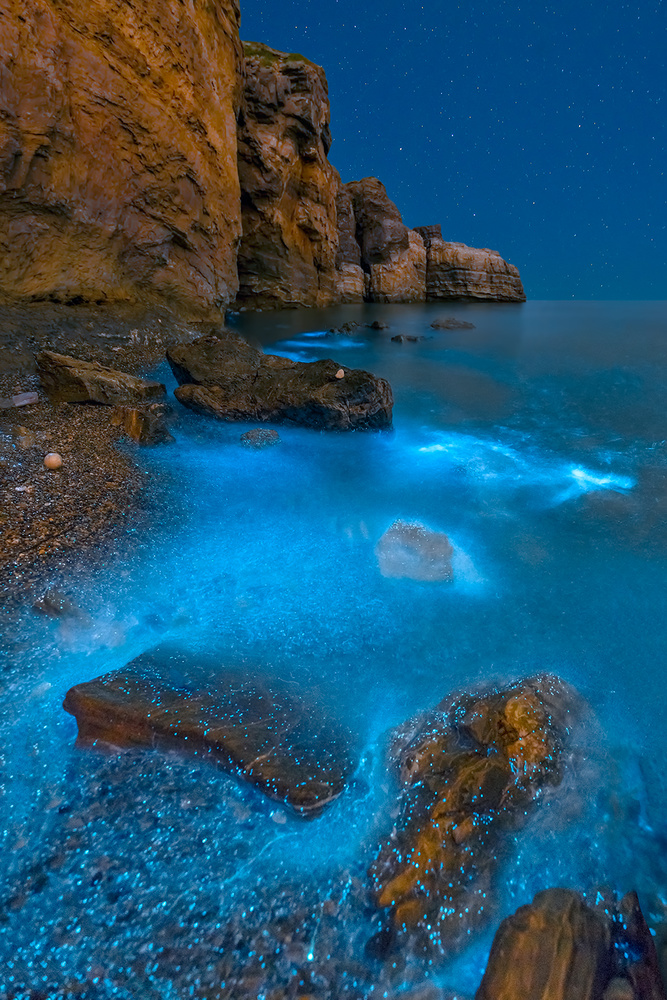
[235,42,339,309]
[345,177,426,303]
[415,225,526,301]
[0,0,243,312]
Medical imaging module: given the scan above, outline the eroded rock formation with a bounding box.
[236,42,339,309]
[370,675,580,956]
[167,331,393,429]
[63,647,358,815]
[0,0,244,311]
[346,178,427,303]
[415,226,526,302]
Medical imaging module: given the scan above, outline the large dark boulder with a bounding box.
[63,647,358,816]
[167,332,393,430]
[36,351,165,405]
[370,675,581,956]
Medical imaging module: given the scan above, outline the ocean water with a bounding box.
[1,300,666,998]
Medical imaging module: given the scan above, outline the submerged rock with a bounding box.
[241,428,281,449]
[63,647,358,816]
[37,351,165,406]
[430,318,476,330]
[111,404,174,445]
[375,520,454,581]
[167,332,393,430]
[370,675,580,955]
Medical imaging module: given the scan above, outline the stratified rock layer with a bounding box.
[371,675,579,955]
[167,332,393,430]
[37,351,165,405]
[346,178,427,303]
[0,0,243,311]
[63,647,357,816]
[415,226,525,302]
[236,42,339,308]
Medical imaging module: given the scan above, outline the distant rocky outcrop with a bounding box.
[344,178,427,303]
[415,226,526,301]
[167,332,393,430]
[236,42,339,309]
[0,0,244,312]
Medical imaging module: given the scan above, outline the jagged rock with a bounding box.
[370,676,580,956]
[375,520,453,581]
[241,428,280,449]
[63,647,357,816]
[167,332,393,430]
[111,404,174,445]
[36,351,165,405]
[335,183,365,303]
[415,226,525,302]
[0,0,243,311]
[236,42,339,309]
[476,889,612,1000]
[346,179,426,303]
[430,318,476,330]
[616,892,667,1000]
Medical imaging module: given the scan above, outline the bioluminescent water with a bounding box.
[1,301,666,999]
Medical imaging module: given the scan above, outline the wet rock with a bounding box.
[430,318,476,330]
[33,588,88,622]
[368,321,390,330]
[110,404,174,445]
[375,520,454,581]
[236,42,339,309]
[63,647,358,816]
[415,226,525,302]
[0,0,243,311]
[476,889,612,1000]
[37,351,165,406]
[241,428,281,449]
[371,676,580,955]
[168,333,393,430]
[616,891,667,1000]
[391,335,427,343]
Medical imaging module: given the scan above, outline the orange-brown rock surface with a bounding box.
[0,0,243,311]
[415,225,526,301]
[346,178,427,303]
[235,42,339,309]
[370,675,580,956]
[63,646,358,815]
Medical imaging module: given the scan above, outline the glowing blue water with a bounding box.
[1,301,666,998]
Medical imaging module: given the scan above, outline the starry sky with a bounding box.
[239,1,666,300]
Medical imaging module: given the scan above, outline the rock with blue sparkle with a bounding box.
[370,674,582,958]
[63,647,357,816]
[166,332,393,430]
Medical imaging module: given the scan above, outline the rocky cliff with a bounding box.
[0,2,526,312]
[415,225,526,301]
[0,0,244,312]
[236,42,339,309]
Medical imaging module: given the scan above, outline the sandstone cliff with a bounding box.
[0,0,243,312]
[345,177,426,303]
[415,225,526,301]
[235,42,339,309]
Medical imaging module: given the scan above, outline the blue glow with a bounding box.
[1,301,666,999]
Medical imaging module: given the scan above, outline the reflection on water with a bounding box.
[1,302,666,998]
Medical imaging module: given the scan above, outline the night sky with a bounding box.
[240,1,666,300]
